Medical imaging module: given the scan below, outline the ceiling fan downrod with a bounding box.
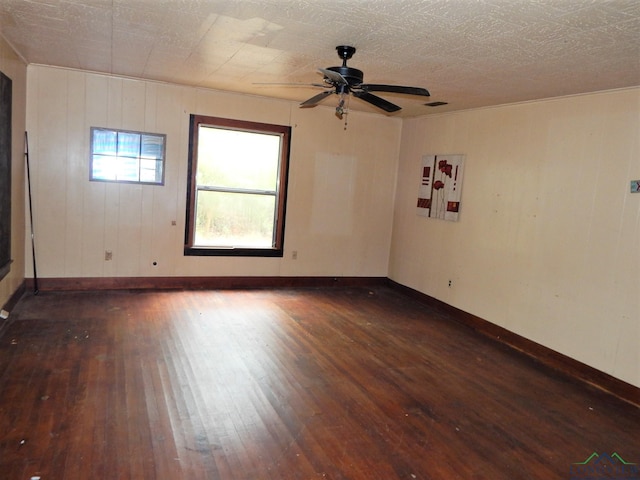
[336,45,356,66]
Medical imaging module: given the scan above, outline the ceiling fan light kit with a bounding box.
[300,45,431,117]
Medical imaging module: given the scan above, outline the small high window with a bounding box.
[90,127,165,185]
[184,115,290,257]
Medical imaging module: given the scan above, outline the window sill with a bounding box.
[184,246,284,257]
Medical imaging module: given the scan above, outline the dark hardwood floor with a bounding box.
[0,287,638,479]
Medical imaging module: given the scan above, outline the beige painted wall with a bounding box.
[25,65,401,280]
[390,88,640,387]
[0,37,27,308]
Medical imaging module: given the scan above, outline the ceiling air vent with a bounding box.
[425,101,448,107]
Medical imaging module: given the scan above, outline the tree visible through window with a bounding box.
[184,115,290,257]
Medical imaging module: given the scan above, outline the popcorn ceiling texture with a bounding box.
[0,0,638,117]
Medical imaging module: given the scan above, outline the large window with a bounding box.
[184,115,291,257]
[90,127,165,185]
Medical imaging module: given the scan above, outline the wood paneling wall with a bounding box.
[390,88,640,388]
[25,65,401,280]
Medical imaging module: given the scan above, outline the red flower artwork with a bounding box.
[417,154,464,222]
[438,159,453,177]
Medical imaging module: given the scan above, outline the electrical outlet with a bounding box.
[448,280,452,288]
[292,250,298,260]
[105,250,113,261]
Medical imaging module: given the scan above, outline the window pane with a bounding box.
[197,126,280,190]
[118,157,140,181]
[117,132,141,157]
[140,158,162,183]
[92,130,117,155]
[92,155,116,180]
[141,134,164,159]
[194,190,276,248]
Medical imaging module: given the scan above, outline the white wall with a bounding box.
[25,66,401,280]
[0,36,27,308]
[390,88,640,387]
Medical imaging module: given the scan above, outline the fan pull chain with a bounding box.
[343,94,351,130]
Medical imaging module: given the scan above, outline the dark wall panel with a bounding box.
[0,71,12,280]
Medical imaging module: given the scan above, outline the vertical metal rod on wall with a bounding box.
[24,131,38,295]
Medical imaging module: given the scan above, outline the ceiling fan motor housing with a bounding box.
[328,46,363,87]
[327,66,364,86]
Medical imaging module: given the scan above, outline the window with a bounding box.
[184,115,291,257]
[90,127,165,185]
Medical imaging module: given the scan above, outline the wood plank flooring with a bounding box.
[0,287,638,479]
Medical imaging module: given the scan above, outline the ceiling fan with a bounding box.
[300,45,431,116]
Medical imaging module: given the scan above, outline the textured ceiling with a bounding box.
[0,0,639,117]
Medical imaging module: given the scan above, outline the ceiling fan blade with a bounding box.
[358,84,430,97]
[318,68,348,86]
[353,91,401,112]
[300,90,333,108]
[253,82,327,87]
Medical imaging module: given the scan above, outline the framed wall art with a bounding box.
[416,154,465,222]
